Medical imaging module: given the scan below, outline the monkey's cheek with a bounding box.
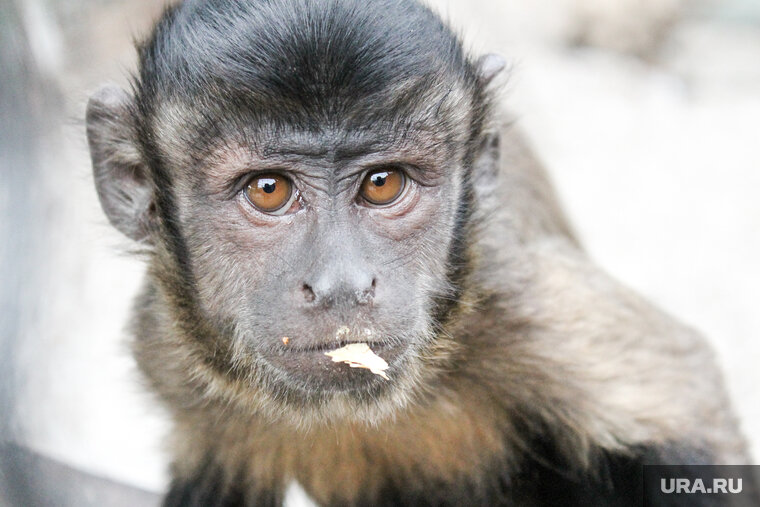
[264,342,410,393]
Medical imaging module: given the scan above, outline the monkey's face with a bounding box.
[86,0,496,425]
[161,113,472,416]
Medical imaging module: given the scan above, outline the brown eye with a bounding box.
[245,174,294,213]
[360,169,406,206]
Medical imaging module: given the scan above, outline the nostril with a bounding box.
[358,278,376,305]
[302,283,316,303]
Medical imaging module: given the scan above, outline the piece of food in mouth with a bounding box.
[324,343,390,380]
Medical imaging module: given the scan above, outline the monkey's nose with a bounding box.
[301,274,376,307]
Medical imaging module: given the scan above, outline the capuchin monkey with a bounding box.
[86,0,752,505]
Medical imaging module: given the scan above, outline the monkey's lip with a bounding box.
[286,340,392,353]
[267,341,407,389]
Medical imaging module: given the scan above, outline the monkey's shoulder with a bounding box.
[463,241,746,463]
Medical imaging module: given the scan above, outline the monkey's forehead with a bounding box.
[151,74,474,144]
[136,0,480,118]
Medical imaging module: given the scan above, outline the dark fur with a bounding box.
[86,0,751,505]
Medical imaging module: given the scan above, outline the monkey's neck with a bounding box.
[168,367,520,506]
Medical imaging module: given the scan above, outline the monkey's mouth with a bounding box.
[288,340,389,353]
[266,340,408,391]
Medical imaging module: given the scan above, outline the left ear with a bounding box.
[86,84,155,244]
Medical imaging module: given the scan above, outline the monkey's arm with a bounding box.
[511,443,742,506]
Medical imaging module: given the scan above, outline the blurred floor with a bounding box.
[1,0,758,499]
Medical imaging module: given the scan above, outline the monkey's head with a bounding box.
[87,0,504,425]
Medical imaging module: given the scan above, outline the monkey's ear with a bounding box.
[472,131,501,200]
[476,53,507,86]
[472,54,506,198]
[86,85,154,244]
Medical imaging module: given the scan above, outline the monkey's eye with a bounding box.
[244,174,296,215]
[359,168,406,206]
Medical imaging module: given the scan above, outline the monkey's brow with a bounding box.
[259,136,395,162]
[197,127,444,185]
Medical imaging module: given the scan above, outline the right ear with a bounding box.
[86,84,154,243]
[476,53,507,87]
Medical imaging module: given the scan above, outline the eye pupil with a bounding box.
[372,174,387,187]
[261,180,276,193]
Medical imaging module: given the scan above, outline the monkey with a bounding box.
[85,0,754,505]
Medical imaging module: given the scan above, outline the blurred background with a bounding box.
[1,0,759,504]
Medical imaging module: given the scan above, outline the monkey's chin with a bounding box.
[248,340,449,427]
[266,342,409,394]
[260,346,421,428]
